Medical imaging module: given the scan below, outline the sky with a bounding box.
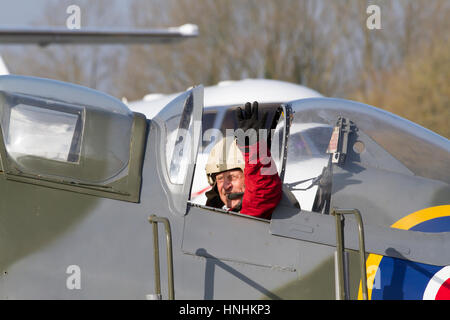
[0,0,53,26]
[0,0,134,27]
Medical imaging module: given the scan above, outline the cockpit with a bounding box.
[189,97,450,216]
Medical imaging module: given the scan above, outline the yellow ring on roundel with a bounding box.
[358,205,450,300]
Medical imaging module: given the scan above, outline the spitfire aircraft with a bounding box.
[0,27,449,301]
[0,73,449,300]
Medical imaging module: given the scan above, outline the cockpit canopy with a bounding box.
[0,75,133,184]
[286,98,450,184]
[0,75,146,203]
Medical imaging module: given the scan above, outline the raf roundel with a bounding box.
[361,205,450,300]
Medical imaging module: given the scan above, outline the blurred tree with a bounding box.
[350,38,450,138]
[349,0,449,138]
[119,0,348,99]
[0,0,448,136]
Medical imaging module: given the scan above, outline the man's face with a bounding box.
[215,169,245,209]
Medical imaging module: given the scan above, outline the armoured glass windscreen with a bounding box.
[158,92,196,185]
[270,109,286,176]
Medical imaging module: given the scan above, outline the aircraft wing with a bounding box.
[0,24,198,46]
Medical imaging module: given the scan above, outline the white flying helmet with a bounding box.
[205,136,245,186]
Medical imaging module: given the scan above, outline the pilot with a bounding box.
[204,101,282,219]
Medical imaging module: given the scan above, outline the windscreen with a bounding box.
[157,91,198,185]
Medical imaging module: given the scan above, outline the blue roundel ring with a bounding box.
[361,205,450,300]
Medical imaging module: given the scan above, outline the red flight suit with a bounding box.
[238,141,282,219]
